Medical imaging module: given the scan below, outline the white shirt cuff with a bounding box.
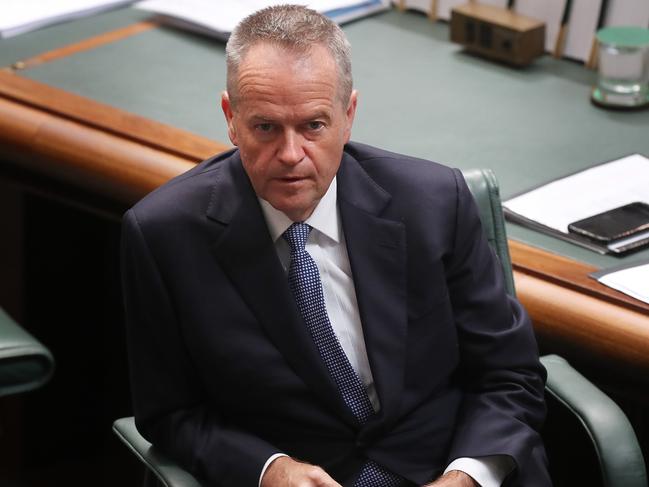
[258,453,289,487]
[444,455,514,487]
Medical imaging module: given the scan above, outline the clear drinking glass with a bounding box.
[592,26,649,108]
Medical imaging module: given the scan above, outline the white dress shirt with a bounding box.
[256,177,511,487]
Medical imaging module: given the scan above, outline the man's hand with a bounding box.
[425,470,479,487]
[261,456,343,487]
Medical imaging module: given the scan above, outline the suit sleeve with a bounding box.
[121,209,280,487]
[444,170,548,479]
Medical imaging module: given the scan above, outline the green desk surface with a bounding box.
[0,7,151,67]
[5,7,649,270]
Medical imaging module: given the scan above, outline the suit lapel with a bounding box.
[337,154,408,431]
[206,154,359,426]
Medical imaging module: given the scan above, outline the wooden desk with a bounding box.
[2,8,649,371]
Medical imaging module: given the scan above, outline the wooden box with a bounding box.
[450,3,545,66]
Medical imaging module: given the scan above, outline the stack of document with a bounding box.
[135,0,390,40]
[0,0,135,39]
[503,154,649,255]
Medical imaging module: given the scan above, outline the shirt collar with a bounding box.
[259,177,340,244]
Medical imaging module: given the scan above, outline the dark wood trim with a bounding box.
[510,240,649,314]
[0,95,196,203]
[514,268,649,370]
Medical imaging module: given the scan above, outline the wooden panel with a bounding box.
[0,71,228,163]
[452,2,544,30]
[510,240,649,314]
[0,96,195,203]
[511,241,649,370]
[515,270,649,370]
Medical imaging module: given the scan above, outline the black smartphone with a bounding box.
[568,202,649,243]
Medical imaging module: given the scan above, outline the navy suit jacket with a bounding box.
[122,142,550,487]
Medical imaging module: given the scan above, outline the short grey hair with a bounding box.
[225,4,353,106]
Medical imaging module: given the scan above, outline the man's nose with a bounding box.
[277,130,305,166]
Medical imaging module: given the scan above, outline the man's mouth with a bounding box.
[277,176,307,182]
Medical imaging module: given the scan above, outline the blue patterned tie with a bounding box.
[283,223,406,487]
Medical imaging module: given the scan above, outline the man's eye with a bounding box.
[307,121,324,131]
[256,123,274,132]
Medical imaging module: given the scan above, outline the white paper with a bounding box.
[0,0,135,38]
[136,0,249,33]
[608,230,649,252]
[311,0,382,10]
[503,154,649,234]
[598,263,649,305]
[136,0,389,36]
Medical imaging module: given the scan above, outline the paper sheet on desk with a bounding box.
[136,0,388,36]
[503,154,649,234]
[594,262,649,305]
[0,0,135,38]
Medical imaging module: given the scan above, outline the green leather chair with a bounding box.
[0,307,54,397]
[462,169,648,487]
[114,169,648,487]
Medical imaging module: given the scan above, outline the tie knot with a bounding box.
[282,222,311,252]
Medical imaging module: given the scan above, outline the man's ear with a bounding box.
[221,91,238,146]
[343,90,358,144]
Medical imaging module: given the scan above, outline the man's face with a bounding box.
[222,43,357,222]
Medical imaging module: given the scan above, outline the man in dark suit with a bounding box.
[122,5,549,487]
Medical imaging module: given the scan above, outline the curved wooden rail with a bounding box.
[0,96,196,202]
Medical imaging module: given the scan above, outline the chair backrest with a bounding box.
[461,168,648,487]
[0,307,54,397]
[460,168,516,295]
[541,354,648,487]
